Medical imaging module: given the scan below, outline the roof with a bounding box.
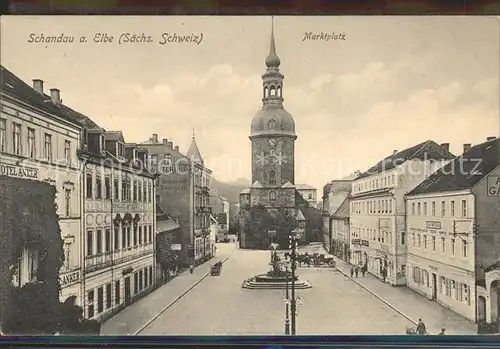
[251,181,263,188]
[156,218,180,233]
[240,188,251,194]
[296,208,305,221]
[1,65,84,128]
[409,138,500,195]
[282,181,295,188]
[156,203,167,216]
[295,184,316,190]
[105,131,125,143]
[332,195,350,219]
[186,137,203,164]
[358,140,456,179]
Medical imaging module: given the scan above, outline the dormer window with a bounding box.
[165,154,172,165]
[99,135,104,150]
[268,119,276,130]
[116,142,125,158]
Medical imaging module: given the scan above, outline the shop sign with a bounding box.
[60,270,80,287]
[426,221,442,230]
[361,240,369,247]
[487,176,500,196]
[170,244,182,251]
[351,239,360,245]
[0,164,39,179]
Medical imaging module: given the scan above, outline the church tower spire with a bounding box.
[262,16,284,107]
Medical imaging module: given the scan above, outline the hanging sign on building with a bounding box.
[487,175,500,196]
[59,270,80,287]
[0,164,39,179]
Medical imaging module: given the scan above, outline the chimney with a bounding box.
[167,141,173,148]
[49,88,61,105]
[463,143,472,153]
[174,145,179,152]
[152,134,158,143]
[392,150,398,155]
[440,143,450,152]
[162,138,168,145]
[32,79,44,94]
[487,136,496,141]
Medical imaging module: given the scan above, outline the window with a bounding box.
[441,237,445,253]
[270,149,275,157]
[138,182,142,202]
[412,233,415,246]
[462,200,467,217]
[12,122,21,155]
[269,191,276,201]
[389,200,392,214]
[64,140,71,165]
[115,280,121,305]
[139,270,143,290]
[0,118,6,151]
[127,226,131,248]
[150,155,158,166]
[401,232,405,245]
[121,177,127,200]
[463,284,470,305]
[27,128,36,158]
[423,235,427,249]
[97,287,104,313]
[134,272,139,294]
[105,177,111,199]
[106,283,112,309]
[87,290,95,318]
[462,241,468,258]
[27,249,38,282]
[96,229,103,254]
[133,225,138,246]
[143,183,147,203]
[65,189,71,217]
[87,230,93,256]
[432,236,436,251]
[96,175,102,199]
[451,201,455,216]
[138,226,143,245]
[114,226,119,250]
[413,267,421,283]
[149,266,153,286]
[148,183,152,202]
[134,180,138,201]
[432,202,436,216]
[121,225,127,249]
[105,228,111,252]
[423,202,427,216]
[269,170,277,186]
[165,154,172,165]
[417,203,421,215]
[86,173,93,198]
[441,201,446,217]
[451,280,456,299]
[411,203,415,215]
[114,178,119,199]
[44,133,52,161]
[451,238,455,255]
[268,119,276,130]
[149,225,152,243]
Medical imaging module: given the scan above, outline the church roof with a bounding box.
[265,18,280,68]
[186,133,203,165]
[282,181,295,188]
[251,180,263,188]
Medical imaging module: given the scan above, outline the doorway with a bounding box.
[432,273,437,300]
[124,276,131,306]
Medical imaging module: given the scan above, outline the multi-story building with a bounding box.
[210,188,230,231]
[296,184,318,208]
[330,196,351,262]
[78,126,156,322]
[406,137,499,325]
[350,141,455,286]
[1,66,84,305]
[140,133,213,266]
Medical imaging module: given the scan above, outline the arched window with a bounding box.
[269,191,276,201]
[269,170,276,185]
[270,149,275,157]
[270,85,276,96]
[277,86,282,97]
[264,86,268,98]
[268,119,276,130]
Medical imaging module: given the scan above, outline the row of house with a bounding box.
[323,138,500,328]
[0,66,215,323]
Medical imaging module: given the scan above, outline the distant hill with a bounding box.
[211,178,249,205]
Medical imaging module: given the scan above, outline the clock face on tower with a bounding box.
[268,138,277,147]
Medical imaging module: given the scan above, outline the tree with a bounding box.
[295,191,323,243]
[245,204,273,249]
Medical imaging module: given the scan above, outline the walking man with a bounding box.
[350,267,354,278]
[355,267,359,278]
[362,265,366,277]
[416,318,427,335]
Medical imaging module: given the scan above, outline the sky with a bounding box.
[1,16,499,192]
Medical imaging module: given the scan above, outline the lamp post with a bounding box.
[283,253,291,335]
[268,229,276,247]
[290,216,306,335]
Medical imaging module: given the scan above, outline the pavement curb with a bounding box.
[134,257,229,335]
[335,266,420,330]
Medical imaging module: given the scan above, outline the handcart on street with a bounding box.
[210,261,223,276]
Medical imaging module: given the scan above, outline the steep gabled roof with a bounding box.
[332,195,350,219]
[251,181,263,188]
[282,181,295,188]
[1,65,84,128]
[409,138,500,195]
[358,140,456,179]
[187,136,203,165]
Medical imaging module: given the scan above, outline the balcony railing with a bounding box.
[84,243,154,274]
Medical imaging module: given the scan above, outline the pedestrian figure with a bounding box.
[350,267,354,278]
[416,318,427,335]
[362,265,366,277]
[355,267,359,278]
[438,328,446,335]
[189,264,194,274]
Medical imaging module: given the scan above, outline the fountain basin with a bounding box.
[242,274,312,290]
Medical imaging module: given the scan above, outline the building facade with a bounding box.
[1,67,84,305]
[406,138,500,326]
[141,133,213,266]
[296,184,317,208]
[79,128,156,322]
[331,196,351,262]
[350,141,455,286]
[210,189,230,231]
